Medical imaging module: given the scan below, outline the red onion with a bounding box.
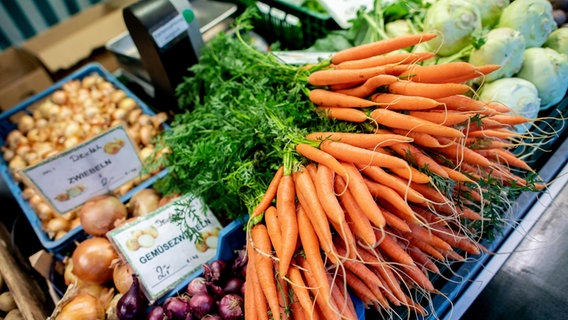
[202,315,222,320]
[217,294,244,320]
[223,278,244,295]
[203,260,227,283]
[147,305,165,320]
[188,293,214,318]
[186,277,208,297]
[163,296,190,320]
[116,274,147,320]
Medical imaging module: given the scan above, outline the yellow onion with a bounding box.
[55,293,106,320]
[71,237,118,285]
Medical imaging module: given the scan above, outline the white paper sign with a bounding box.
[21,125,143,214]
[319,0,374,29]
[107,194,223,302]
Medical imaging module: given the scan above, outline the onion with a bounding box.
[189,293,214,318]
[203,260,227,283]
[187,277,209,297]
[202,315,223,320]
[71,237,118,284]
[217,294,244,320]
[79,194,127,236]
[116,274,147,320]
[113,261,134,294]
[147,305,165,320]
[127,188,160,217]
[55,293,106,320]
[163,296,190,320]
[223,278,244,295]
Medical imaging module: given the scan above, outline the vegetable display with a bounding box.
[152,10,553,319]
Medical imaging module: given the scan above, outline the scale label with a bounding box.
[21,125,143,214]
[152,14,188,48]
[107,194,222,302]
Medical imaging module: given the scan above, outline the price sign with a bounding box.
[20,124,143,214]
[319,0,374,29]
[107,194,223,303]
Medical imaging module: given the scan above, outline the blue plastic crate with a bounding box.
[156,216,366,319]
[0,62,168,256]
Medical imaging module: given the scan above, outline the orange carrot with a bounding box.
[407,223,452,251]
[308,65,392,86]
[407,246,441,274]
[334,74,399,98]
[388,142,449,178]
[288,264,316,320]
[389,129,445,148]
[247,240,269,320]
[245,240,260,320]
[380,204,413,233]
[485,101,512,113]
[475,148,533,171]
[251,224,280,320]
[334,51,436,70]
[306,131,413,149]
[296,209,334,311]
[407,110,474,126]
[331,33,437,64]
[465,128,524,139]
[295,143,349,181]
[439,165,475,182]
[387,80,471,99]
[388,164,432,184]
[334,176,377,246]
[363,179,419,224]
[370,93,444,110]
[294,169,337,263]
[370,108,465,138]
[375,232,416,266]
[435,95,487,112]
[341,259,390,309]
[251,167,283,218]
[398,62,499,83]
[316,107,369,123]
[296,256,339,320]
[488,114,530,126]
[320,139,410,169]
[264,206,283,257]
[436,137,493,167]
[464,137,515,149]
[400,264,435,292]
[356,164,426,204]
[276,173,298,277]
[327,274,358,320]
[342,162,387,228]
[309,89,379,108]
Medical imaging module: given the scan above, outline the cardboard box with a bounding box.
[20,1,135,77]
[0,47,53,111]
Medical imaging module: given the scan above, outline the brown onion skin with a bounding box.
[113,261,134,294]
[72,237,118,285]
[79,194,127,237]
[55,293,105,320]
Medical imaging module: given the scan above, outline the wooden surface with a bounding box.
[0,223,50,320]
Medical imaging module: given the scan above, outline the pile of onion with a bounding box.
[147,248,248,320]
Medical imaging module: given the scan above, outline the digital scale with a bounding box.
[107,0,238,112]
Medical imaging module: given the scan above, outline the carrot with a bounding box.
[334,74,399,98]
[363,179,419,224]
[329,81,361,91]
[276,171,298,277]
[296,143,349,181]
[294,169,337,263]
[398,62,499,83]
[439,165,475,182]
[290,297,307,320]
[309,89,379,108]
[406,236,446,260]
[370,108,465,138]
[378,205,412,233]
[488,113,530,126]
[389,129,445,148]
[264,206,283,257]
[407,110,474,126]
[475,148,534,171]
[245,240,260,320]
[288,265,316,320]
[436,137,493,167]
[370,93,444,110]
[400,264,435,292]
[409,182,448,204]
[320,139,410,169]
[342,259,390,309]
[485,101,512,113]
[387,80,471,99]
[334,176,377,246]
[407,246,441,274]
[296,210,336,315]
[467,117,509,131]
[327,274,358,320]
[315,164,346,226]
[375,232,416,266]
[464,137,515,149]
[251,167,283,218]
[465,128,524,139]
[250,224,279,320]
[356,164,426,204]
[334,51,435,70]
[435,95,487,112]
[308,64,412,86]
[388,164,432,184]
[388,142,449,178]
[331,33,437,64]
[316,107,369,123]
[442,64,501,83]
[342,162,387,228]
[306,131,413,149]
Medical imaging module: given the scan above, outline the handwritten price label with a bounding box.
[107,194,223,302]
[21,125,143,214]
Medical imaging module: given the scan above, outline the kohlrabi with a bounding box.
[544,27,568,55]
[516,47,568,110]
[479,77,540,133]
[470,0,510,28]
[469,27,526,82]
[497,0,557,48]
[422,0,482,56]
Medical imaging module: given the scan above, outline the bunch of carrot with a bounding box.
[244,33,543,319]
